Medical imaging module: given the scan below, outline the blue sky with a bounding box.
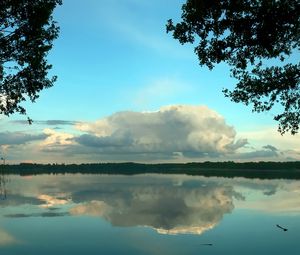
[0,0,299,163]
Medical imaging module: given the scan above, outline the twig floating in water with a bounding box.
[276,224,288,231]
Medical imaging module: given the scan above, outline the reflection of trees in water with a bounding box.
[0,168,8,200]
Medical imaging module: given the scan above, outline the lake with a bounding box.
[1,173,299,254]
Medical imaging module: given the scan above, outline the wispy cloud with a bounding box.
[93,0,191,57]
[133,78,193,108]
[0,132,48,145]
[262,145,278,152]
[238,128,300,161]
[11,120,80,126]
[234,148,279,160]
[239,127,300,151]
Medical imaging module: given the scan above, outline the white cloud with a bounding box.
[40,128,75,151]
[1,106,298,163]
[73,105,246,160]
[133,78,192,108]
[76,119,112,137]
[237,127,300,161]
[239,127,300,151]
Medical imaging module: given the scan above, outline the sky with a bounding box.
[0,0,299,164]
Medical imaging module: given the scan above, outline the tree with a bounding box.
[0,0,62,121]
[167,0,300,134]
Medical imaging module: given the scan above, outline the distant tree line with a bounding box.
[1,161,300,179]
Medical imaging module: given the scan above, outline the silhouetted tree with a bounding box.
[167,0,300,134]
[0,0,62,120]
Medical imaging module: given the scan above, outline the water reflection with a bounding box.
[0,229,17,246]
[69,181,241,234]
[1,174,300,236]
[0,172,9,201]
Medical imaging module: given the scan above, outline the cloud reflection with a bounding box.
[69,179,241,235]
[2,174,300,236]
[5,212,68,218]
[38,194,70,208]
[0,229,17,246]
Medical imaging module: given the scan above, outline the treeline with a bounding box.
[1,161,300,179]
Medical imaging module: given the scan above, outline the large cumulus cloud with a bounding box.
[2,104,298,162]
[73,105,247,160]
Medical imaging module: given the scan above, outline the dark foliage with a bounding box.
[0,0,61,119]
[166,0,300,134]
[2,161,300,179]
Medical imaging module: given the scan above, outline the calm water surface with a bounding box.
[0,174,299,254]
